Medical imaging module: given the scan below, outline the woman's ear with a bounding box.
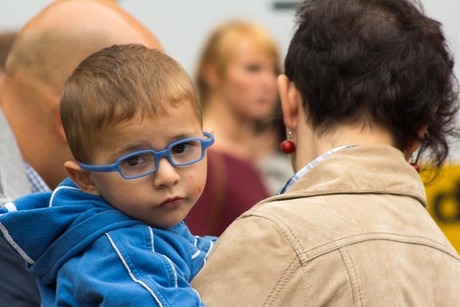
[64,161,99,195]
[202,63,220,87]
[404,124,429,160]
[407,125,429,153]
[277,74,300,130]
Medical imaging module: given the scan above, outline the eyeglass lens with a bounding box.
[118,139,204,178]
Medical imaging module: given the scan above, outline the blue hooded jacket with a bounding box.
[0,178,216,306]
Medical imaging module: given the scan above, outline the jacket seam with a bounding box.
[263,255,300,306]
[340,247,363,307]
[300,232,460,262]
[243,212,459,263]
[239,212,306,262]
[234,214,307,306]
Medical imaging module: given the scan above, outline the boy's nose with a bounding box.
[153,158,179,188]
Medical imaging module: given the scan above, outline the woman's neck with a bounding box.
[203,99,258,160]
[294,121,397,172]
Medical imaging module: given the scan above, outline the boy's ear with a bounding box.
[277,74,300,130]
[64,161,99,195]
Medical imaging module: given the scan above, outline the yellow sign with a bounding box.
[424,164,460,252]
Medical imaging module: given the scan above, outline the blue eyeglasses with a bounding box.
[77,132,214,179]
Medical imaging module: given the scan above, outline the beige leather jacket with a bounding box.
[192,145,460,306]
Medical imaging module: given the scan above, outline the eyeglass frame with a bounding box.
[77,132,214,179]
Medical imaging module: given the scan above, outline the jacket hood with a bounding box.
[0,177,140,284]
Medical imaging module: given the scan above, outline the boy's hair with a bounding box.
[195,20,281,106]
[61,44,201,163]
[286,0,458,168]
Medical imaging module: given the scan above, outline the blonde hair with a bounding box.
[61,44,200,162]
[195,20,281,106]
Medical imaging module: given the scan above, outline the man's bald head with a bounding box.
[0,0,163,190]
[5,0,162,95]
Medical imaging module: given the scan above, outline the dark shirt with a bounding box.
[186,150,270,236]
[0,235,40,307]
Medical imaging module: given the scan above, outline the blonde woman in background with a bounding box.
[186,20,292,236]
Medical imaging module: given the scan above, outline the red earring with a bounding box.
[280,130,296,154]
[409,152,420,173]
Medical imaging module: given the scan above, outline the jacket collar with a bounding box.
[267,144,427,208]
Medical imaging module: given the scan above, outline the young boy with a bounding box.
[0,44,216,306]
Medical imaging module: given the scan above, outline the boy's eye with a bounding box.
[171,143,190,155]
[122,154,151,167]
[246,64,261,72]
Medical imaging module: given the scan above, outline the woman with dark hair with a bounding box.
[192,0,460,305]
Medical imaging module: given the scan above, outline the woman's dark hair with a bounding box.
[285,0,459,170]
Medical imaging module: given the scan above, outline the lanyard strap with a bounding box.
[278,145,355,195]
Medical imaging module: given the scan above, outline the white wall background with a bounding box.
[0,0,298,74]
[1,0,460,157]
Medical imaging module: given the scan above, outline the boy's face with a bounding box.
[87,102,207,229]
